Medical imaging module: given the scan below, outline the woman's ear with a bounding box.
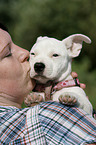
[62,34,91,58]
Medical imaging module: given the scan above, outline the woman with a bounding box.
[0,24,96,145]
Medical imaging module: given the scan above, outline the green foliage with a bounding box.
[72,57,96,110]
[0,0,96,109]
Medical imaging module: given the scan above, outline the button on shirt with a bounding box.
[0,101,96,145]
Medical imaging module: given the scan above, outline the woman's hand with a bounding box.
[71,72,86,89]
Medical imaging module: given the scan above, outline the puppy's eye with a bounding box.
[31,52,35,55]
[53,54,59,57]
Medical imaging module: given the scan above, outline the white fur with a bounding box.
[30,34,93,115]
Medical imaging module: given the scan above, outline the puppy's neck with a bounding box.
[64,74,73,81]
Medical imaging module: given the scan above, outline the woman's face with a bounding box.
[0,28,35,103]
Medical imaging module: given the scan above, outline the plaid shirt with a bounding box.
[0,101,96,145]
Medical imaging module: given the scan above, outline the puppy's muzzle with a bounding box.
[34,62,45,73]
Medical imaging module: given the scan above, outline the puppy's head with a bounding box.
[30,34,91,84]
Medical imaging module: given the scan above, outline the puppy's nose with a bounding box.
[34,62,45,73]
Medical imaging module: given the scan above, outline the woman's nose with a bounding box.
[18,48,29,63]
[12,44,30,62]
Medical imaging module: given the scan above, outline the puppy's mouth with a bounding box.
[33,74,49,83]
[34,74,47,79]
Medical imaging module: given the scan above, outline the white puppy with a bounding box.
[28,34,93,115]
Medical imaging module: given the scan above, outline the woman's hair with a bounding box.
[0,23,8,32]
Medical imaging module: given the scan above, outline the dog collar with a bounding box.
[52,78,80,93]
[33,78,80,100]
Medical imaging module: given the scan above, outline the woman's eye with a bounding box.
[53,54,59,57]
[31,52,35,55]
[6,49,12,57]
[6,53,12,57]
[5,46,12,57]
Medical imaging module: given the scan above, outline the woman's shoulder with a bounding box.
[0,105,46,144]
[39,101,96,144]
[0,103,96,144]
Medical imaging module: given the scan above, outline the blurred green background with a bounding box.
[0,0,96,110]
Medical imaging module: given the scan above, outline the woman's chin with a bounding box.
[29,78,36,91]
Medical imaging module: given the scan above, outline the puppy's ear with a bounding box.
[62,34,91,58]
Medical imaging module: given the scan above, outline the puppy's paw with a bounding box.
[59,93,77,106]
[24,92,44,107]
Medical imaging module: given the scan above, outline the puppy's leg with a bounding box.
[58,92,93,115]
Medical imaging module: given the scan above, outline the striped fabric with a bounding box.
[39,102,96,145]
[0,101,96,145]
